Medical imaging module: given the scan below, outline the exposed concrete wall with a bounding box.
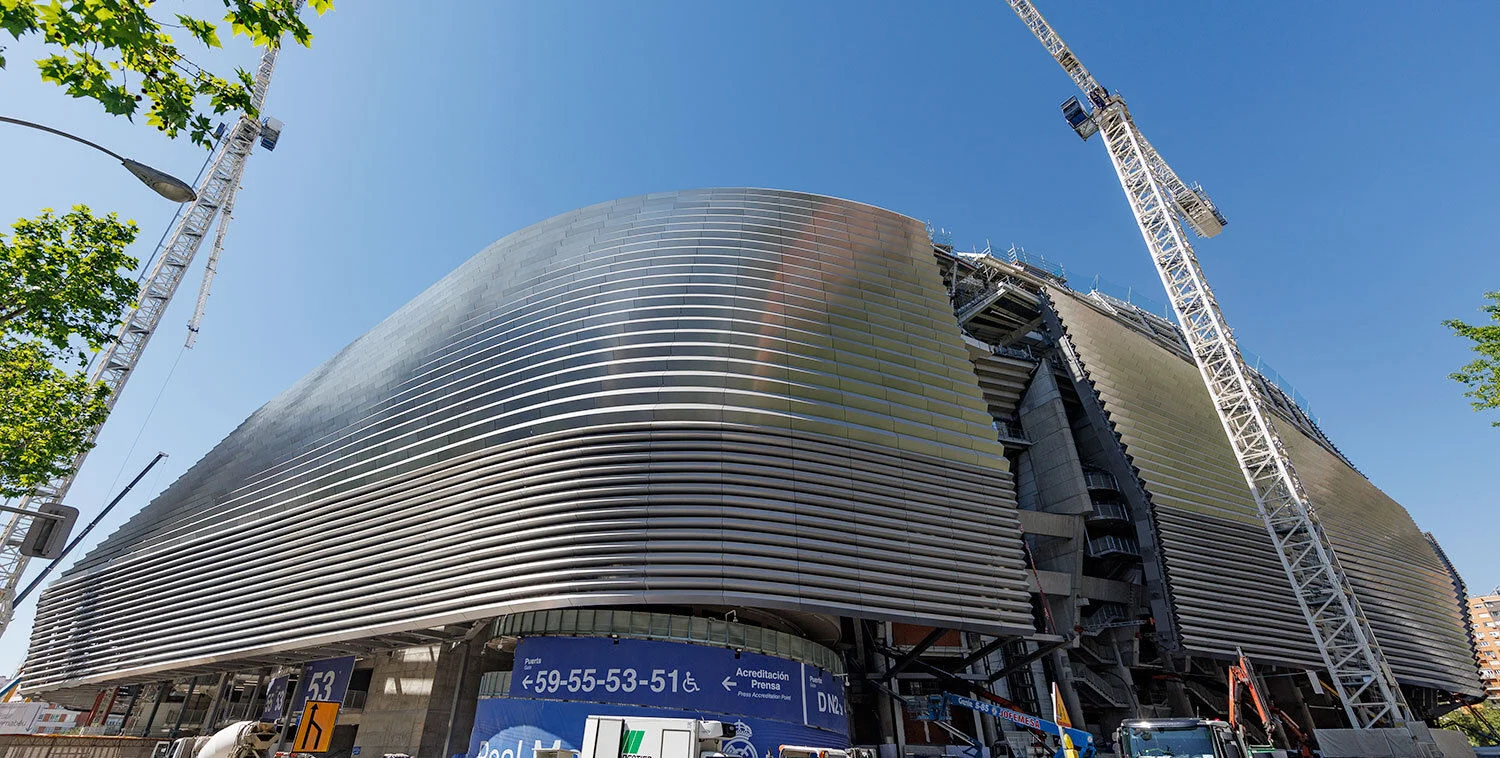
[355,644,441,757]
[1017,367,1091,517]
[417,638,487,758]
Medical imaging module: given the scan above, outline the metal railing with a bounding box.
[1083,603,1130,628]
[1089,275,1173,320]
[1070,663,1129,707]
[1006,245,1066,280]
[1082,469,1118,491]
[993,343,1036,361]
[994,419,1028,442]
[1087,501,1130,522]
[1241,349,1319,424]
[1087,535,1140,559]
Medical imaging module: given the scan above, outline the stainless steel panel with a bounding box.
[25,189,1032,690]
[1048,288,1479,697]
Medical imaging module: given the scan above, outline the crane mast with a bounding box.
[0,39,285,635]
[1005,0,1414,730]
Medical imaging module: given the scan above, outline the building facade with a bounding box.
[1469,594,1500,700]
[25,189,1481,756]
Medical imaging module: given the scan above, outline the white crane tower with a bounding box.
[0,33,289,637]
[1006,0,1416,732]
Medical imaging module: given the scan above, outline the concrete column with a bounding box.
[354,645,441,757]
[1017,366,1092,518]
[1051,650,1089,733]
[140,681,169,738]
[200,672,229,734]
[423,636,487,758]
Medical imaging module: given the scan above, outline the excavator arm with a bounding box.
[1228,651,1277,743]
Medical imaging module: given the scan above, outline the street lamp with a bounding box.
[0,115,197,202]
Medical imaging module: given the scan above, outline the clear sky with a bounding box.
[1,1,1496,674]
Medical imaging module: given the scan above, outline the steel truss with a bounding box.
[1007,0,1414,730]
[0,42,284,636]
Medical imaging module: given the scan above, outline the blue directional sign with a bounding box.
[261,674,291,721]
[289,655,357,712]
[510,637,847,733]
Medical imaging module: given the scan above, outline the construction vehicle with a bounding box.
[1113,672,1311,758]
[1115,718,1254,758]
[166,720,279,758]
[919,691,1096,758]
[778,746,874,758]
[1228,650,1312,757]
[580,715,736,758]
[1004,0,1421,738]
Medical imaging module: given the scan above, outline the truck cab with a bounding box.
[1116,718,1249,758]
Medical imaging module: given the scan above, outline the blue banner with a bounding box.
[511,637,847,732]
[466,697,849,758]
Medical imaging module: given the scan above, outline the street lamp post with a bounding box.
[0,115,197,202]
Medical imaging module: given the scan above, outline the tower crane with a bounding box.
[1005,1,1416,732]
[0,25,291,637]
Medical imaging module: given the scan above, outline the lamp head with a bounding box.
[121,159,197,203]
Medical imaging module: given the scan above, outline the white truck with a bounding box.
[164,721,279,758]
[579,716,737,758]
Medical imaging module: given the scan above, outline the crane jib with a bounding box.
[0,35,289,635]
[1006,0,1416,734]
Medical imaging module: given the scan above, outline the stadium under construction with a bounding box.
[21,189,1482,757]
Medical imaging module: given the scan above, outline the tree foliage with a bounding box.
[1436,703,1500,746]
[1,205,140,356]
[0,206,138,498]
[1444,291,1500,426]
[0,1,330,499]
[0,338,112,499]
[0,0,332,148]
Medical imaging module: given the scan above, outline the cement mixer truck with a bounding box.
[165,721,279,758]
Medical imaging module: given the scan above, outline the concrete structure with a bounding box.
[22,189,1481,755]
[1470,593,1500,700]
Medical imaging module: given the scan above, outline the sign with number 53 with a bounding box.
[289,656,356,718]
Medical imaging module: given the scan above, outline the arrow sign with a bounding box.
[721,676,737,691]
[293,700,340,752]
[522,676,534,689]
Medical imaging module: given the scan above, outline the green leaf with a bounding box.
[0,336,113,498]
[0,205,140,354]
[12,0,324,148]
[1446,291,1500,425]
[176,14,222,48]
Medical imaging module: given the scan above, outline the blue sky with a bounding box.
[0,1,1496,674]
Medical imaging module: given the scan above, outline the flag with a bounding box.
[1052,683,1081,758]
[1052,682,1073,727]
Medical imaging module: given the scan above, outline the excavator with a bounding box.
[1113,650,1310,758]
[1227,650,1313,757]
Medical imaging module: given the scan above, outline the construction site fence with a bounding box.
[0,735,164,758]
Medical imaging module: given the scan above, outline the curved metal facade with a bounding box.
[1048,288,1480,697]
[25,188,1034,690]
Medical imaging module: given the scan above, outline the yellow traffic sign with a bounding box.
[293,700,340,752]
